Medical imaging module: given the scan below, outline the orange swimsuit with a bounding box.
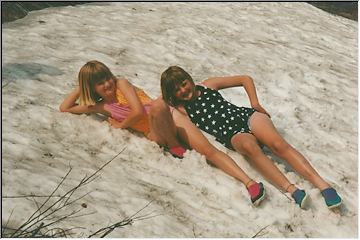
[104,88,152,135]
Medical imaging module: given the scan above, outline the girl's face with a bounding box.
[174,79,196,102]
[94,77,115,99]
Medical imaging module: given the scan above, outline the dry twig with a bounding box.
[252,224,270,238]
[2,148,125,238]
[88,200,160,238]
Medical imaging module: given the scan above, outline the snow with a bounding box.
[2,2,357,237]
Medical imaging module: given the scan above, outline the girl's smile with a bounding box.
[95,78,116,100]
[174,79,198,101]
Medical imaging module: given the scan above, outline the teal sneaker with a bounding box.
[321,187,342,209]
[291,189,308,209]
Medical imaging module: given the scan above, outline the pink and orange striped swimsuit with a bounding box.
[104,88,152,135]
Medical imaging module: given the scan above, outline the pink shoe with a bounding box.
[168,146,186,159]
[247,182,266,206]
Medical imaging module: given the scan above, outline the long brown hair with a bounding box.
[160,66,194,106]
[78,60,116,106]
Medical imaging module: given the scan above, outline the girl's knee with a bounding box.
[270,140,291,156]
[150,99,169,116]
[240,141,261,156]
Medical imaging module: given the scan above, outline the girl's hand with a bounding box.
[107,117,123,128]
[252,103,271,118]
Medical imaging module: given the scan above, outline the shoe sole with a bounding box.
[328,200,342,209]
[253,189,266,206]
[299,193,309,209]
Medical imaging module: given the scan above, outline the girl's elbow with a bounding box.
[238,75,253,85]
[59,105,77,113]
[244,75,254,82]
[59,105,68,112]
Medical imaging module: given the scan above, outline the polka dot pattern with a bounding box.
[184,85,256,149]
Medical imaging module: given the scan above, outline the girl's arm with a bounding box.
[113,79,145,129]
[202,75,270,117]
[59,86,99,114]
[107,117,123,128]
[175,106,188,116]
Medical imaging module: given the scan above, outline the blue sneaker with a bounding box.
[321,187,342,209]
[291,189,308,209]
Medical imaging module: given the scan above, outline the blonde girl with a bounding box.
[60,60,186,158]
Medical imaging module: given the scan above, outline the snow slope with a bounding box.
[2,2,357,237]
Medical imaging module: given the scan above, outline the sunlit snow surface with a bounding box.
[2,2,357,237]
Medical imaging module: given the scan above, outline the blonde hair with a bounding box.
[160,66,194,107]
[78,60,115,106]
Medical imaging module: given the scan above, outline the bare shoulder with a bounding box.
[116,78,130,85]
[116,78,134,90]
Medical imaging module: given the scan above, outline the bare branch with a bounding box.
[124,200,155,222]
[11,168,73,237]
[6,148,125,238]
[30,222,44,237]
[2,208,14,235]
[10,167,72,237]
[252,224,270,238]
[89,199,155,238]
[132,213,164,222]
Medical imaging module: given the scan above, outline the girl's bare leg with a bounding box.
[147,98,182,148]
[171,109,254,187]
[231,133,297,193]
[249,112,330,191]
